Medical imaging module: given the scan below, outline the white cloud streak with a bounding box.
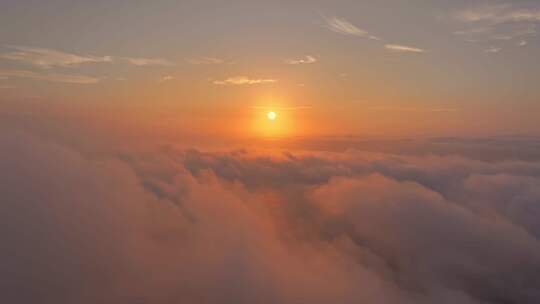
[159,75,174,82]
[0,69,100,84]
[187,57,225,65]
[485,46,502,53]
[385,44,425,53]
[285,55,317,65]
[0,46,179,69]
[0,45,112,69]
[124,57,175,66]
[325,17,380,40]
[213,76,277,86]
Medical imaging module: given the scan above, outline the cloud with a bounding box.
[485,46,502,53]
[0,46,177,69]
[454,27,491,36]
[456,4,540,24]
[489,34,513,40]
[159,75,174,82]
[454,5,539,44]
[325,17,380,40]
[0,45,112,69]
[455,23,536,42]
[285,55,317,65]
[384,44,425,53]
[519,40,528,46]
[124,57,175,66]
[488,24,536,40]
[369,106,458,112]
[0,69,100,84]
[213,76,277,85]
[187,57,226,65]
[3,112,540,304]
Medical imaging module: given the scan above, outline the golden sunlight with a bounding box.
[267,111,277,121]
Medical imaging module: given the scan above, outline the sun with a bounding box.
[267,111,277,121]
[251,108,290,138]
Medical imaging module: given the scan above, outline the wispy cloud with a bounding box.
[496,24,536,40]
[0,69,100,84]
[490,34,513,40]
[484,46,502,53]
[124,57,174,66]
[454,5,539,45]
[213,76,277,86]
[454,23,536,42]
[456,4,540,24]
[325,17,380,40]
[369,106,458,112]
[518,40,528,46]
[0,46,178,69]
[0,45,112,69]
[385,44,425,53]
[159,75,174,82]
[285,55,317,65]
[454,27,492,36]
[187,57,226,65]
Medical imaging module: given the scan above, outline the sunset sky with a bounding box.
[2,2,540,304]
[1,0,540,139]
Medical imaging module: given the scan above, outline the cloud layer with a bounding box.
[2,129,540,304]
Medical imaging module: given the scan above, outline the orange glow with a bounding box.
[251,107,292,138]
